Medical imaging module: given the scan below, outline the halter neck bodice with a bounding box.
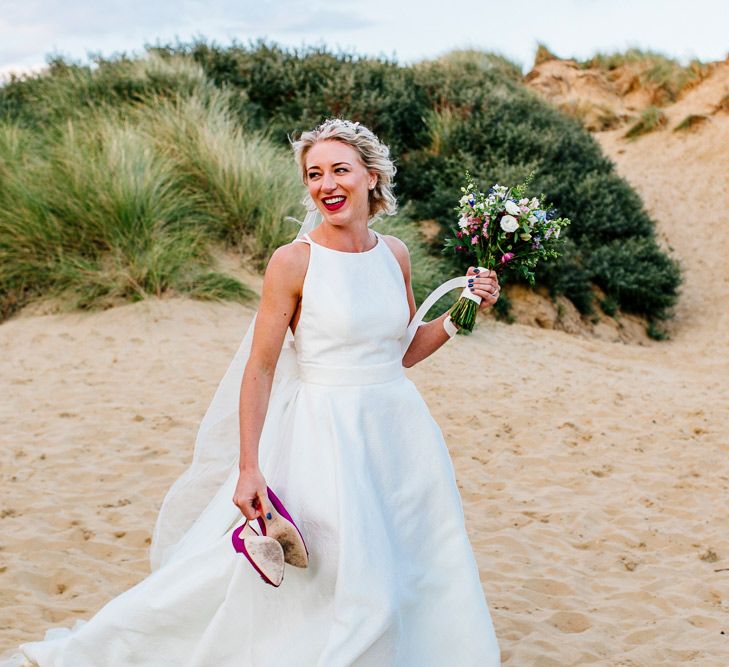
[291,230,411,371]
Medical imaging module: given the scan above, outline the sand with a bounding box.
[2,70,729,666]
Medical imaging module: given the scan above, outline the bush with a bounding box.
[540,240,595,315]
[588,237,681,320]
[568,172,654,243]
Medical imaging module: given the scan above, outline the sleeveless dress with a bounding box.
[7,229,501,666]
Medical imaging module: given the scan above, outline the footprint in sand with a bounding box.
[547,610,592,633]
[524,577,575,596]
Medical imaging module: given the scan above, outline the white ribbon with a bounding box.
[401,266,488,355]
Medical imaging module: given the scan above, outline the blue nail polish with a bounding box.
[474,268,480,273]
[468,278,474,283]
[266,512,272,520]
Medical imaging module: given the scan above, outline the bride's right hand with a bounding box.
[233,467,269,521]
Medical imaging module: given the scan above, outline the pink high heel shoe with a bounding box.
[231,487,309,587]
[231,520,285,587]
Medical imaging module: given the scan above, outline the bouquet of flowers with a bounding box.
[443,171,570,331]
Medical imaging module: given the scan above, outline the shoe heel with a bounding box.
[231,520,285,587]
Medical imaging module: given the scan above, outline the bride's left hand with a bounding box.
[466,267,500,310]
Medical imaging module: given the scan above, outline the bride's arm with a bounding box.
[382,235,499,368]
[234,243,307,518]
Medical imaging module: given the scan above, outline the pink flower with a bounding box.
[471,235,479,245]
[500,252,515,264]
[456,231,463,238]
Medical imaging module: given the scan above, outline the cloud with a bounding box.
[0,0,375,70]
[224,1,375,32]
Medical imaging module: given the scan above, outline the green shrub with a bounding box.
[599,295,619,317]
[588,238,681,320]
[568,172,654,243]
[646,320,669,340]
[540,240,595,315]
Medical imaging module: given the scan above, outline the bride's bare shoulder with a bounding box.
[263,240,310,295]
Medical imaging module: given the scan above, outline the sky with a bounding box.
[1,0,727,80]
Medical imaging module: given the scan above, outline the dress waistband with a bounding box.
[297,358,405,386]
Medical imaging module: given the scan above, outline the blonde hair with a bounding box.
[291,118,397,220]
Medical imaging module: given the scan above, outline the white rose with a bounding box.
[504,200,520,216]
[529,197,540,210]
[458,215,469,230]
[500,215,519,232]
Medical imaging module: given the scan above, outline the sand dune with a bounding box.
[2,68,729,665]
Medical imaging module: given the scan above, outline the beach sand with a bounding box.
[2,72,729,666]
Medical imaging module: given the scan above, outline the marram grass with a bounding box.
[0,66,301,317]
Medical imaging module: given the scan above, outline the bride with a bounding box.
[5,118,502,666]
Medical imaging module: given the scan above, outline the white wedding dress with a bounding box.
[4,229,501,666]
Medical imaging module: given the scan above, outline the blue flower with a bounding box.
[534,210,547,222]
